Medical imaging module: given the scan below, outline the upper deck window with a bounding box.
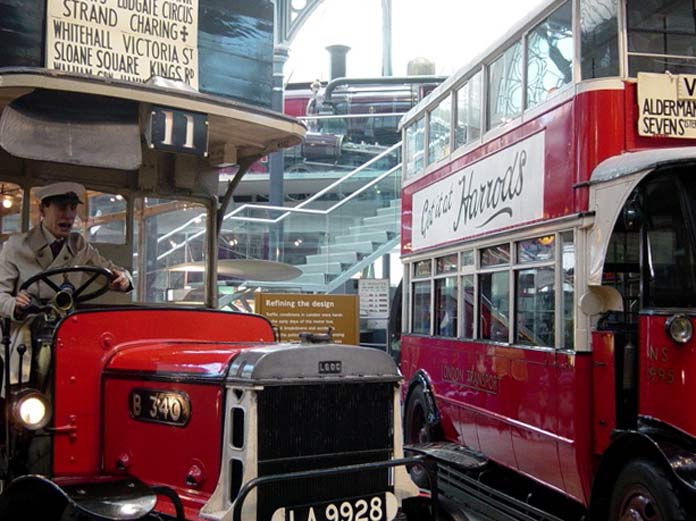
[455,71,482,149]
[487,42,523,129]
[627,0,696,75]
[526,1,573,108]
[580,0,619,78]
[428,96,452,165]
[404,117,425,180]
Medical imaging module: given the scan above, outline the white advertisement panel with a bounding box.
[411,131,545,252]
[46,0,199,89]
[637,72,696,138]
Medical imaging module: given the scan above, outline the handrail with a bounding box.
[225,141,400,220]
[298,112,406,121]
[226,164,401,224]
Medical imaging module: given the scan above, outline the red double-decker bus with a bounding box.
[399,0,696,519]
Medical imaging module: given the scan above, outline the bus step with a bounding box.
[405,442,488,470]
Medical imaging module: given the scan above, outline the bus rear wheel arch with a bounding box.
[609,459,686,521]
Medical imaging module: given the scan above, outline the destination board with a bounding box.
[45,0,199,89]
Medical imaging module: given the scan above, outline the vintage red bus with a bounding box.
[0,1,421,520]
[399,0,696,519]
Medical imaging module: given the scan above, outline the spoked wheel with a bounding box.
[609,460,686,521]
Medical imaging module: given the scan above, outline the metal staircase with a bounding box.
[221,142,402,293]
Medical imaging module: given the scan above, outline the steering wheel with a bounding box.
[20,265,114,304]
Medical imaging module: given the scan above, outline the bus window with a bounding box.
[627,0,696,75]
[0,183,22,246]
[455,71,482,149]
[412,281,431,335]
[87,192,126,245]
[561,231,575,349]
[480,244,510,341]
[435,277,457,337]
[580,0,619,79]
[643,175,696,307]
[462,274,474,338]
[404,117,425,180]
[526,1,573,109]
[487,42,523,129]
[428,96,452,165]
[134,198,208,304]
[515,236,555,347]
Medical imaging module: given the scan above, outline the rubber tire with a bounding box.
[609,459,686,521]
[404,386,438,488]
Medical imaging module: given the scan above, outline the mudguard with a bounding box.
[0,474,157,520]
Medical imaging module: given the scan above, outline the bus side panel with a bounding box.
[591,333,617,454]
[557,352,593,504]
[538,99,576,220]
[639,314,696,437]
[575,88,626,206]
[508,348,564,493]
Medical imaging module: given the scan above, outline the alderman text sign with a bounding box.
[411,132,545,251]
[46,0,199,88]
[638,72,696,138]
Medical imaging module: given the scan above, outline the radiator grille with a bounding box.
[256,382,394,520]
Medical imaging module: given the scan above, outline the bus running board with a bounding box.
[405,442,488,470]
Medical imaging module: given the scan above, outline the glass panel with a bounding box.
[436,254,458,274]
[479,271,509,341]
[516,267,555,346]
[428,96,452,165]
[414,259,432,278]
[527,1,573,108]
[517,235,556,263]
[405,117,425,179]
[412,280,431,334]
[0,183,23,245]
[644,176,696,306]
[487,42,523,129]
[455,71,482,148]
[627,0,696,75]
[87,192,126,245]
[461,250,474,267]
[462,274,474,338]
[561,231,575,349]
[481,244,510,267]
[580,0,619,78]
[435,277,458,337]
[135,198,208,304]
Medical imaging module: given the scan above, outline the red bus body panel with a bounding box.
[639,314,696,436]
[51,309,274,478]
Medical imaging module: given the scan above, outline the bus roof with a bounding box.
[0,69,305,162]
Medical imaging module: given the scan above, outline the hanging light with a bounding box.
[2,197,12,209]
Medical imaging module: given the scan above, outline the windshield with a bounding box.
[608,170,696,309]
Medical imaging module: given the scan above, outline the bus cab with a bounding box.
[399,0,696,519]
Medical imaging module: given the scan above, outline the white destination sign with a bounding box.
[638,72,696,138]
[411,131,545,252]
[46,0,199,89]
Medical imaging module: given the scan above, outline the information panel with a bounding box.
[255,293,359,345]
[45,0,199,88]
[638,72,696,139]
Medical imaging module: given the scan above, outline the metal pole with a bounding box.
[268,45,289,262]
[381,0,393,76]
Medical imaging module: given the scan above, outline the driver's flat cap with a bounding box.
[35,182,85,204]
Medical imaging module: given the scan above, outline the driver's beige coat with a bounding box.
[0,225,131,319]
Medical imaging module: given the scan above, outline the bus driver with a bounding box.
[0,182,132,320]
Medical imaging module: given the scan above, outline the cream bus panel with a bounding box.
[411,131,545,252]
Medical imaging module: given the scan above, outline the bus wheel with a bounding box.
[404,386,437,488]
[609,460,686,521]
